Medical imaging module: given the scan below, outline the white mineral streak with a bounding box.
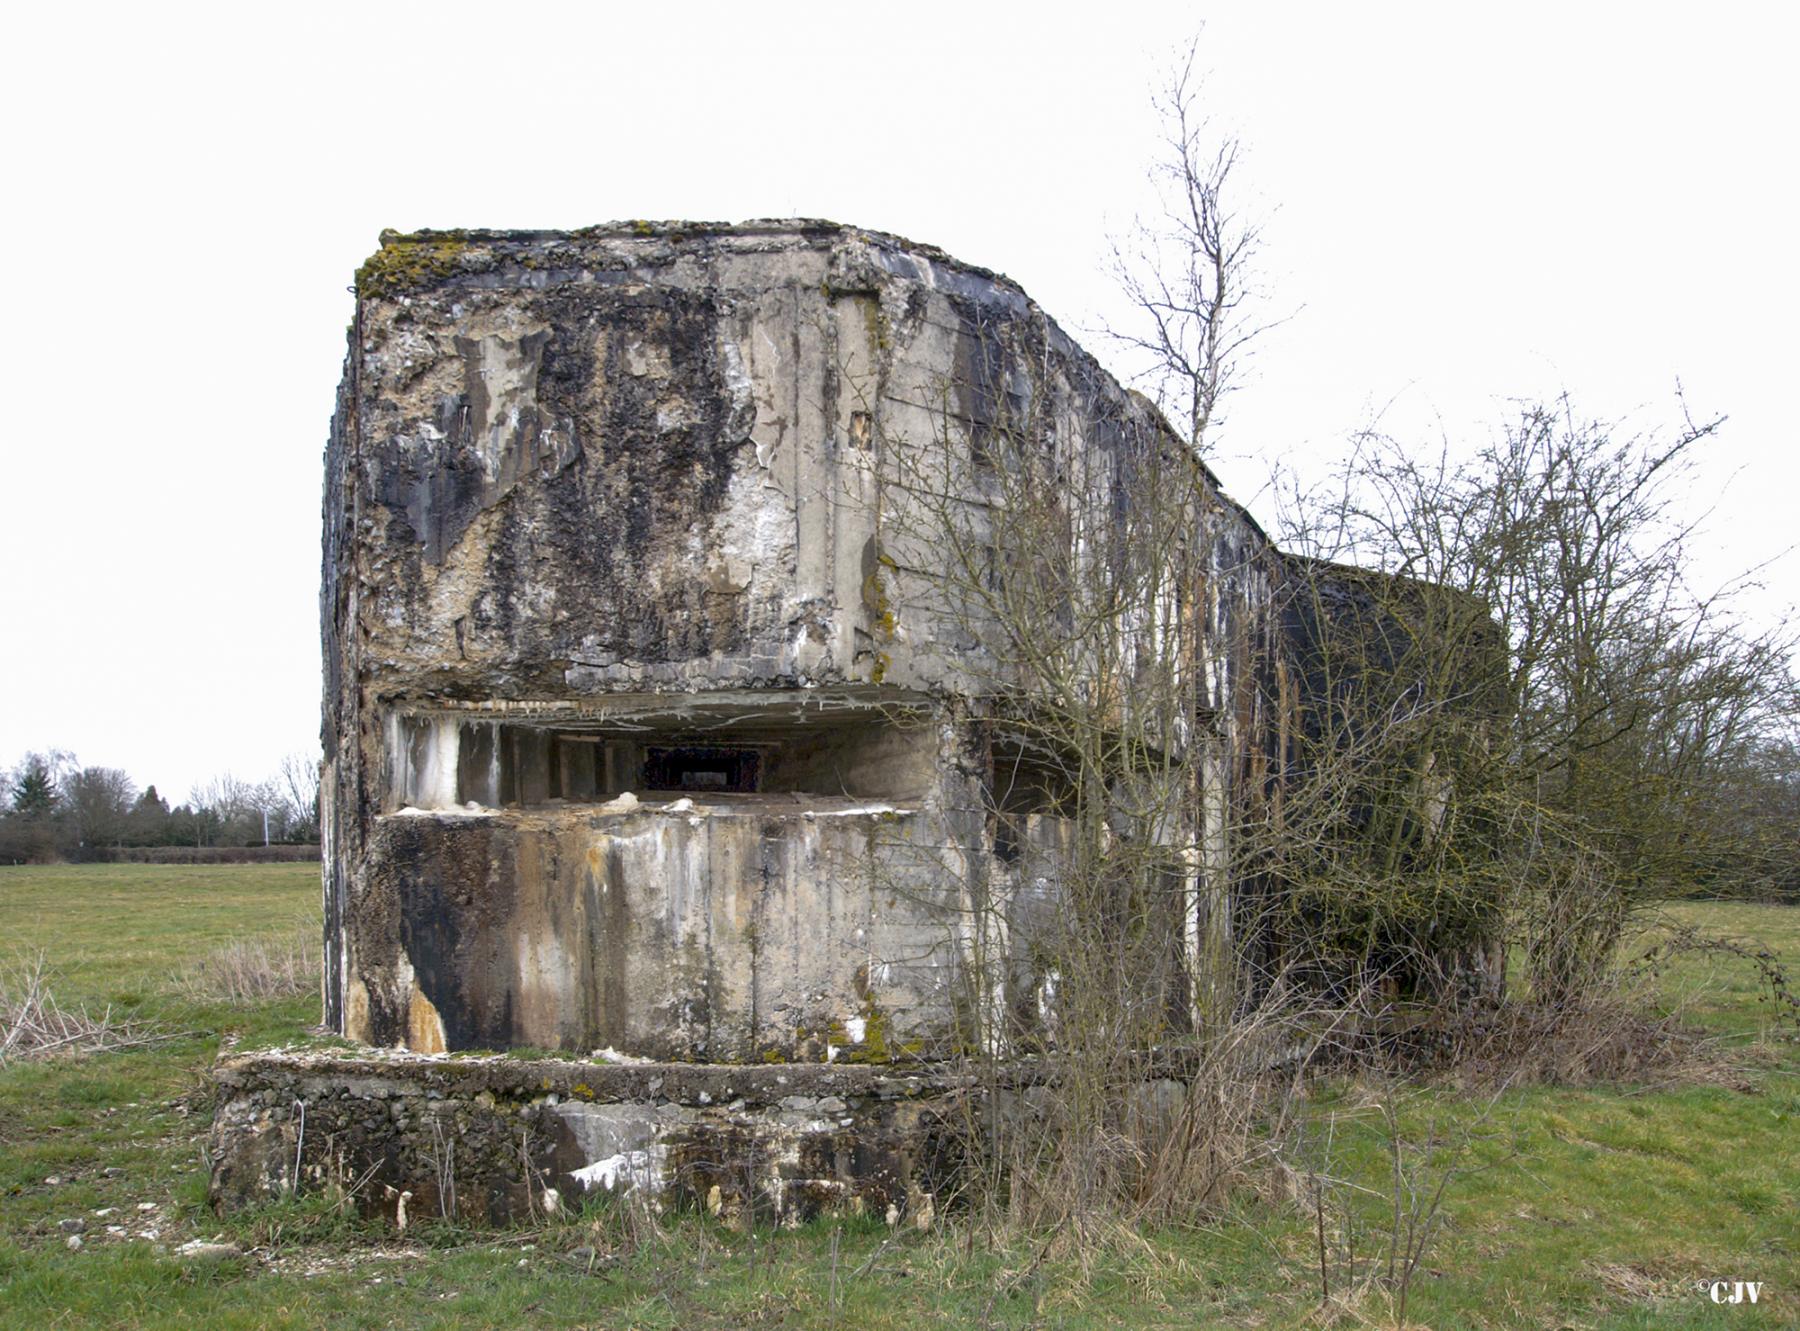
[708,434,798,661]
[556,1103,669,1196]
[444,719,501,807]
[718,332,755,423]
[386,713,465,810]
[391,951,417,1046]
[471,332,548,483]
[591,1047,653,1065]
[419,715,460,809]
[385,711,408,805]
[828,1012,869,1063]
[571,1147,666,1194]
[1037,970,1060,1033]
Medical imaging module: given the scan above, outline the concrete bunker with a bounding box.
[208,220,1464,1227]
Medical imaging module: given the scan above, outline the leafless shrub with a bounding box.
[1277,394,1799,1011]
[838,26,1789,1256]
[973,978,1352,1241]
[1290,1081,1516,1329]
[845,75,1401,1233]
[1347,888,1800,1088]
[95,844,320,865]
[174,929,320,1003]
[1379,984,1706,1090]
[0,953,170,1065]
[1328,912,1788,1088]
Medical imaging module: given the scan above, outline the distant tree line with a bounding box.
[0,751,320,864]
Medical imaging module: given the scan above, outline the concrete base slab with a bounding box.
[207,1050,989,1228]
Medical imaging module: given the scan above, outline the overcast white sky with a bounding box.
[2,2,1794,804]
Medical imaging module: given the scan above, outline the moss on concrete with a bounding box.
[354,229,472,299]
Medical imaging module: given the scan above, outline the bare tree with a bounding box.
[1106,34,1275,454]
[274,752,322,843]
[1276,396,1799,1001]
[823,40,1345,1236]
[188,772,263,846]
[190,772,258,822]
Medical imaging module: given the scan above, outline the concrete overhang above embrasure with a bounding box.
[386,685,937,728]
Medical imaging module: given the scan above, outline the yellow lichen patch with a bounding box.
[860,547,899,686]
[355,229,471,299]
[861,555,898,638]
[828,999,912,1064]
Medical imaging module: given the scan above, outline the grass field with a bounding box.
[0,865,1794,1329]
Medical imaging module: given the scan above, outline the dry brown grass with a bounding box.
[173,928,319,1004]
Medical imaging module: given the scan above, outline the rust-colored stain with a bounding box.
[406,981,447,1054]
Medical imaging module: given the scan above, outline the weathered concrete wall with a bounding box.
[356,800,963,1062]
[323,221,1295,1058]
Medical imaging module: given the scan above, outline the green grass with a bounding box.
[0,863,321,1008]
[1653,899,1800,1044]
[1,866,1794,1328]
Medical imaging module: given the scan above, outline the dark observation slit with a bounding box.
[643,745,762,793]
